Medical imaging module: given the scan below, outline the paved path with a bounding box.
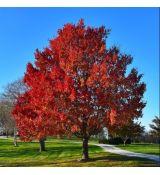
[96,144,160,162]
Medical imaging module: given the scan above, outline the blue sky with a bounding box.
[0,8,159,130]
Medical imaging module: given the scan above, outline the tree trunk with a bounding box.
[39,138,46,152]
[6,130,8,138]
[13,128,18,147]
[123,140,126,146]
[81,137,89,161]
[123,136,128,146]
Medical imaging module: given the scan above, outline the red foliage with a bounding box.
[12,19,146,142]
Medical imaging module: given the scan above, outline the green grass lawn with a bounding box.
[116,143,160,156]
[0,138,159,167]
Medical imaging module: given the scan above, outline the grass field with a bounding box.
[116,143,160,156]
[0,138,159,167]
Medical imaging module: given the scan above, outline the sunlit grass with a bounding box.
[0,138,158,167]
[116,143,160,156]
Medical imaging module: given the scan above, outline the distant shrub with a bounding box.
[99,139,109,144]
[99,137,131,145]
[125,138,131,144]
[108,137,123,145]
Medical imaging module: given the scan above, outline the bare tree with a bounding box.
[0,78,27,146]
[0,101,14,136]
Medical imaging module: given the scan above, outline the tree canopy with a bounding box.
[12,19,146,159]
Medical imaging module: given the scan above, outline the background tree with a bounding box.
[13,77,64,151]
[0,101,14,137]
[0,79,27,146]
[13,19,146,160]
[109,121,145,145]
[149,116,160,141]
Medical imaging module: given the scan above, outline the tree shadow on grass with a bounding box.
[0,144,82,159]
[0,153,158,167]
[0,142,99,159]
[88,154,159,167]
[0,141,158,167]
[0,155,158,167]
[0,140,14,146]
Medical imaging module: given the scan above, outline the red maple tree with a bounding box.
[13,19,146,159]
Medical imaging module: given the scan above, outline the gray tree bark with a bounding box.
[13,127,18,146]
